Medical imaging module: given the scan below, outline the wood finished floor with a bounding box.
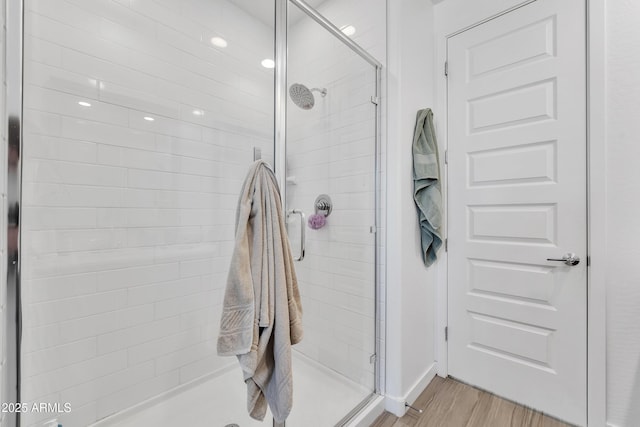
[370,377,573,427]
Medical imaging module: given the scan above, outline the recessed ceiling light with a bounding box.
[340,25,356,36]
[144,116,155,121]
[193,109,204,116]
[210,37,228,48]
[261,59,275,69]
[78,101,92,107]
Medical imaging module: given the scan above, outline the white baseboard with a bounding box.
[345,395,385,427]
[384,362,437,417]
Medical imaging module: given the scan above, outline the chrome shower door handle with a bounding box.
[287,209,306,261]
[547,253,580,266]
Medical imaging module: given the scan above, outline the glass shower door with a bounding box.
[283,3,379,425]
[17,0,379,424]
[20,1,275,426]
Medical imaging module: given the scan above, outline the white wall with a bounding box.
[605,1,640,426]
[20,1,274,426]
[385,0,437,415]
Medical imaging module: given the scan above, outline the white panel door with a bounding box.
[447,0,587,425]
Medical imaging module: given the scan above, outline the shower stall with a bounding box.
[6,0,382,425]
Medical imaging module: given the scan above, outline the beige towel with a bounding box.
[217,160,303,423]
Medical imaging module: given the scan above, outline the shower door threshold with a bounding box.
[336,393,382,427]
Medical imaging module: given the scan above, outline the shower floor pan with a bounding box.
[94,351,371,427]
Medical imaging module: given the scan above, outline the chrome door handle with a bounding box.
[287,209,306,261]
[547,253,580,266]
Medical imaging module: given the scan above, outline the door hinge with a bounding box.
[444,61,448,77]
[444,238,448,252]
[587,255,591,267]
[370,225,377,234]
[370,95,380,105]
[444,149,448,164]
[369,353,377,364]
[445,326,448,341]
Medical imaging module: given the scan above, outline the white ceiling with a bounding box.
[228,0,330,27]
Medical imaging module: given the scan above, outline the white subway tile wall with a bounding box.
[21,0,274,425]
[284,4,382,393]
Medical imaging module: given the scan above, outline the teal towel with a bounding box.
[413,108,443,267]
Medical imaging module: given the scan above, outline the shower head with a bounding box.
[289,83,327,110]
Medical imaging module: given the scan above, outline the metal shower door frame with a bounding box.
[5,0,24,425]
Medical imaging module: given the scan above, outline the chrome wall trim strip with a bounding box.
[275,0,288,203]
[274,0,287,424]
[289,0,382,68]
[6,0,24,425]
[373,64,382,396]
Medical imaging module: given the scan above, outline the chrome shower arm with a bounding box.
[310,87,327,97]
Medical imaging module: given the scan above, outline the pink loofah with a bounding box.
[308,213,327,229]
